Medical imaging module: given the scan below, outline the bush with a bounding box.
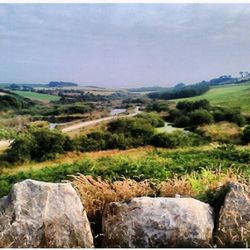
[167,109,183,123]
[174,115,191,127]
[223,108,245,126]
[107,118,154,145]
[6,128,74,163]
[176,99,210,112]
[0,128,16,140]
[106,133,133,150]
[146,100,170,112]
[136,112,165,127]
[78,116,156,152]
[78,131,109,151]
[213,107,246,126]
[151,131,202,148]
[190,109,214,126]
[6,132,35,163]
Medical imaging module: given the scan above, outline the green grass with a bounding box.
[0,145,249,197]
[174,82,250,113]
[12,91,60,102]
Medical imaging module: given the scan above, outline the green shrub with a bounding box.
[222,108,245,126]
[151,131,203,148]
[107,118,154,145]
[136,112,165,128]
[213,107,245,126]
[6,128,74,163]
[6,132,35,163]
[146,100,170,112]
[190,109,214,126]
[174,115,191,127]
[177,99,210,112]
[78,131,108,151]
[0,128,16,140]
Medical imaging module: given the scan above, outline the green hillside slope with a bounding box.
[174,82,250,114]
[12,91,60,102]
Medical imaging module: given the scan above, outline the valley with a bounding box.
[0,79,250,248]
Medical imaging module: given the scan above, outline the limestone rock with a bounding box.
[215,182,250,247]
[0,179,94,248]
[102,197,214,247]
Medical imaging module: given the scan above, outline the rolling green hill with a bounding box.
[12,91,60,102]
[173,82,250,114]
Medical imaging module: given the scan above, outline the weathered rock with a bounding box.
[0,179,94,248]
[215,182,250,247]
[102,197,214,247]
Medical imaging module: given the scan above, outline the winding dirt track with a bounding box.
[61,107,141,133]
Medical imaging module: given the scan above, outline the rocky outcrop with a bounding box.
[215,182,250,247]
[102,197,214,248]
[0,179,93,248]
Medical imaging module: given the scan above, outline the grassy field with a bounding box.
[0,144,249,197]
[12,90,60,102]
[174,82,250,114]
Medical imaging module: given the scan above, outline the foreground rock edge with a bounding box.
[102,196,214,248]
[0,179,94,248]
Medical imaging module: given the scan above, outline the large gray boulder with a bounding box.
[0,179,94,248]
[215,182,250,247]
[102,197,214,247]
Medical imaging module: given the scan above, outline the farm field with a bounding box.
[60,86,121,95]
[173,82,250,114]
[12,90,60,102]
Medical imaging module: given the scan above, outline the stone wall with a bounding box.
[0,179,249,248]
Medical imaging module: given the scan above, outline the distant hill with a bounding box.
[0,81,79,89]
[174,83,186,89]
[145,74,250,101]
[84,85,106,89]
[47,81,78,88]
[127,86,171,92]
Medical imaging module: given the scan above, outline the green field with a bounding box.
[174,82,250,114]
[0,145,249,198]
[12,91,60,102]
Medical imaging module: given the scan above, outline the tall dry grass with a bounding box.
[72,175,155,217]
[71,170,241,218]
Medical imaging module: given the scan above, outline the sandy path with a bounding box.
[0,140,13,150]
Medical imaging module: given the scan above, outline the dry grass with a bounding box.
[198,122,242,143]
[72,170,241,218]
[72,175,155,217]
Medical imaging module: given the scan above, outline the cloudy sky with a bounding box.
[0,4,250,88]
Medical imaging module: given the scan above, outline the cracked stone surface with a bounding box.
[215,182,250,247]
[102,196,214,247]
[0,179,93,248]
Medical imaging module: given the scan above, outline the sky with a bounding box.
[0,4,250,88]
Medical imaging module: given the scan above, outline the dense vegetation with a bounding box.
[5,127,73,163]
[167,99,246,128]
[0,144,249,198]
[1,112,204,164]
[148,82,209,100]
[0,91,35,111]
